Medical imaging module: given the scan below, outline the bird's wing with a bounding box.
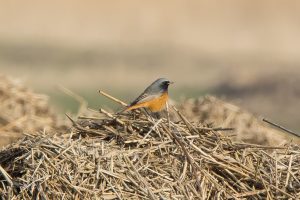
[116,92,162,114]
[129,92,161,106]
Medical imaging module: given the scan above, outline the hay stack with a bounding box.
[1,104,300,199]
[179,96,299,145]
[0,75,62,147]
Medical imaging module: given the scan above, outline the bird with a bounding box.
[117,78,173,113]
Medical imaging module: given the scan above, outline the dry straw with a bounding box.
[0,75,63,147]
[1,91,300,199]
[178,96,300,145]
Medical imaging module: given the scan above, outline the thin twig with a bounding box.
[59,85,87,116]
[198,127,235,131]
[124,156,156,200]
[98,90,127,106]
[65,113,106,137]
[166,102,171,129]
[99,108,125,126]
[263,118,300,138]
[137,119,163,147]
[0,165,13,187]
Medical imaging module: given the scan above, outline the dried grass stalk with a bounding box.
[1,92,300,199]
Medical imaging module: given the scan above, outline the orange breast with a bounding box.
[125,92,168,112]
[147,92,168,112]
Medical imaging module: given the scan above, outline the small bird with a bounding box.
[118,78,173,113]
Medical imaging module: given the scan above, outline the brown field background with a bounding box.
[1,0,300,130]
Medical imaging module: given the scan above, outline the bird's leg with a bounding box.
[152,112,161,119]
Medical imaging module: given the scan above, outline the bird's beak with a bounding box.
[169,81,174,84]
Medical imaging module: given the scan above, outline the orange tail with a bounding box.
[116,102,148,114]
[124,103,148,111]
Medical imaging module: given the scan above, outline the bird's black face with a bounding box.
[160,80,173,90]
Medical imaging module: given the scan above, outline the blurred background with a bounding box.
[1,0,300,129]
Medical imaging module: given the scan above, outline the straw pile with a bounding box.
[0,75,63,147]
[1,93,300,199]
[178,96,298,145]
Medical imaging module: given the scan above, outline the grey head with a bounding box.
[144,78,173,95]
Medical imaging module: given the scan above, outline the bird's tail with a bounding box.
[115,103,145,114]
[115,107,127,115]
[115,106,128,114]
[115,106,135,114]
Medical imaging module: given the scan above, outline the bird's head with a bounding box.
[154,78,174,91]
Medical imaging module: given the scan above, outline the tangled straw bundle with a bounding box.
[0,75,61,147]
[1,92,300,199]
[179,96,300,145]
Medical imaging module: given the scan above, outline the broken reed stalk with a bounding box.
[0,165,13,187]
[99,108,125,126]
[98,90,128,106]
